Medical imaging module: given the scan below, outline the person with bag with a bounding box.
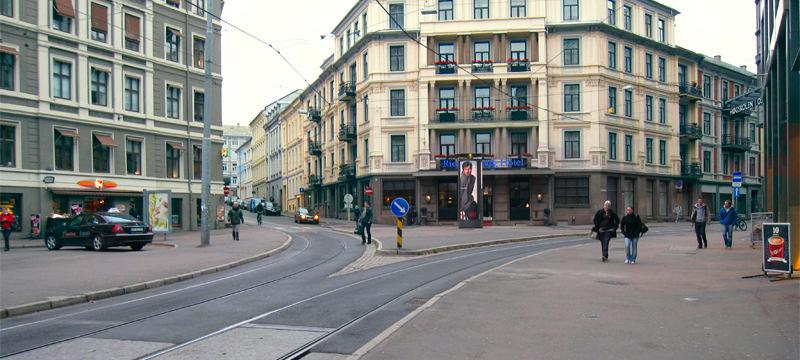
[227,201,244,241]
[690,198,709,249]
[360,201,373,245]
[592,200,620,262]
[620,206,648,264]
[719,200,738,248]
[1,207,15,252]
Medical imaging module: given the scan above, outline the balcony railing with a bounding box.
[338,164,355,180]
[435,108,458,122]
[471,108,495,121]
[679,123,703,141]
[308,141,322,156]
[679,83,702,101]
[307,107,321,122]
[681,162,703,179]
[308,174,322,187]
[721,135,752,152]
[338,123,356,142]
[338,81,356,101]
[507,58,530,72]
[471,61,493,73]
[435,61,457,74]
[507,105,530,121]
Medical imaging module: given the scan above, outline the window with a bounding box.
[390,89,405,116]
[92,134,112,173]
[563,38,580,65]
[438,43,455,62]
[645,95,653,121]
[623,5,631,30]
[166,85,181,119]
[363,52,369,79]
[124,14,141,52]
[193,145,202,179]
[90,68,108,106]
[624,134,633,161]
[703,150,711,173]
[642,13,653,37]
[475,133,491,154]
[608,86,617,114]
[382,180,415,208]
[563,0,579,20]
[53,128,78,171]
[734,84,740,96]
[439,134,455,155]
[52,0,73,33]
[346,30,351,49]
[438,0,453,20]
[679,104,687,126]
[389,45,404,71]
[564,131,580,159]
[474,86,491,108]
[511,132,527,155]
[658,57,666,82]
[166,28,181,63]
[389,3,404,29]
[749,157,756,176]
[52,60,71,100]
[555,177,589,206]
[607,41,617,69]
[193,37,205,69]
[126,138,142,175]
[339,36,344,55]
[658,98,666,123]
[90,3,108,42]
[659,140,667,165]
[1,0,12,17]
[609,132,617,160]
[192,0,205,15]
[124,76,140,112]
[564,84,580,112]
[510,85,527,107]
[510,40,527,60]
[474,0,489,19]
[607,0,616,25]
[750,123,757,143]
[0,124,14,167]
[390,135,405,162]
[510,0,526,17]
[166,143,181,178]
[723,153,729,174]
[364,138,369,162]
[645,53,653,79]
[194,91,204,122]
[657,18,666,42]
[703,112,712,134]
[438,87,456,109]
[166,0,180,8]
[645,138,653,164]
[624,89,632,117]
[473,41,490,62]
[624,46,632,73]
[0,51,14,90]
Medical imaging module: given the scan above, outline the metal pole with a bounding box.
[200,0,214,246]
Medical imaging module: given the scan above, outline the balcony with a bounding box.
[308,174,322,188]
[679,123,703,141]
[471,61,493,73]
[508,59,530,72]
[721,135,752,152]
[471,108,495,121]
[307,107,321,123]
[681,162,703,179]
[338,81,356,101]
[338,163,356,180]
[435,61,457,75]
[435,108,458,122]
[308,141,322,156]
[338,123,356,142]
[679,83,702,102]
[507,106,530,121]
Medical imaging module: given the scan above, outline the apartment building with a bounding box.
[281,93,307,213]
[265,90,300,207]
[235,137,251,201]
[222,125,250,196]
[248,110,267,198]
[0,0,224,233]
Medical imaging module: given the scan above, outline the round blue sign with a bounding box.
[390,197,410,218]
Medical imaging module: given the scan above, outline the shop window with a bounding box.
[0,193,21,232]
[171,198,182,229]
[382,180,414,209]
[555,177,589,206]
[438,180,457,220]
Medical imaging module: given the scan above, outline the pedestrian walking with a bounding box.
[620,206,648,264]
[719,200,738,248]
[673,204,682,223]
[360,201,373,245]
[227,202,244,241]
[690,198,709,249]
[1,208,15,252]
[128,200,140,220]
[592,200,620,262]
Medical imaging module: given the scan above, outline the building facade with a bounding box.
[221,125,250,196]
[264,90,300,208]
[0,0,224,234]
[235,137,251,201]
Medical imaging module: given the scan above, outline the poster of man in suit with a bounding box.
[459,160,482,228]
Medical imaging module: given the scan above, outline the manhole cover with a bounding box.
[596,280,629,286]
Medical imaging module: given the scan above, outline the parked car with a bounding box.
[263,202,281,216]
[294,208,319,224]
[44,212,154,251]
[248,198,263,212]
[240,197,251,210]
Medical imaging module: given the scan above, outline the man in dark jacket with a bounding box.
[620,206,647,264]
[360,201,373,245]
[690,198,709,249]
[592,200,620,262]
[227,202,244,241]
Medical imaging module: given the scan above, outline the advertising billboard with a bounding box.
[762,223,791,274]
[144,190,172,233]
[458,160,482,228]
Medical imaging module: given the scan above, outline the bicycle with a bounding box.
[257,211,263,226]
[735,215,747,231]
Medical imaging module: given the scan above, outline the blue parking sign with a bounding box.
[390,197,409,218]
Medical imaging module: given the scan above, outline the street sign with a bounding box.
[299,187,305,194]
[733,187,741,198]
[732,171,743,188]
[344,194,353,204]
[223,186,230,197]
[390,197,410,218]
[365,186,373,196]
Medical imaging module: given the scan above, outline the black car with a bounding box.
[263,202,281,216]
[45,212,154,251]
[293,208,319,224]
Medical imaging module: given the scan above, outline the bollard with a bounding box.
[396,217,403,249]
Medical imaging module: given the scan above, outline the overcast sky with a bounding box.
[219,0,758,126]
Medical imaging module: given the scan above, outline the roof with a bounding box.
[222,125,251,137]
[700,55,756,78]
[332,0,366,34]
[642,0,680,16]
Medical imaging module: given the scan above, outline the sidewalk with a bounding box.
[359,224,799,360]
[0,221,290,316]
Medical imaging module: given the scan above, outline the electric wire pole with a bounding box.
[200,0,214,246]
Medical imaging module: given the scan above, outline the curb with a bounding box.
[7,241,178,250]
[0,235,293,319]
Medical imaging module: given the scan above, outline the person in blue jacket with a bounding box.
[719,200,738,248]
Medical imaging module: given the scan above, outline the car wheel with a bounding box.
[91,235,105,251]
[45,235,61,250]
[130,244,145,251]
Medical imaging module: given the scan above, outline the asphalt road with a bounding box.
[0,214,595,359]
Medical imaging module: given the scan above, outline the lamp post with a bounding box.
[200,0,214,246]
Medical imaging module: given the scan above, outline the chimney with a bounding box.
[740,65,748,71]
[714,55,722,62]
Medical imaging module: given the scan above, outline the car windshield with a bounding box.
[100,214,139,223]
[299,208,309,215]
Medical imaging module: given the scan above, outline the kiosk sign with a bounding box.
[762,223,791,274]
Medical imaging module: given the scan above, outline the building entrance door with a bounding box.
[437,180,457,220]
[509,179,530,221]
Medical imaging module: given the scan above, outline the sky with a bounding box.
[219,0,758,126]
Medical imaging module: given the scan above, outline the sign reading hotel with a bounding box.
[440,158,527,171]
[762,223,792,275]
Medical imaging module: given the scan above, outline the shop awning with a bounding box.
[54,0,76,18]
[55,127,79,138]
[94,133,118,147]
[50,188,142,197]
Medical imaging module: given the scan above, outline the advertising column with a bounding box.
[458,160,482,228]
[144,190,172,235]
